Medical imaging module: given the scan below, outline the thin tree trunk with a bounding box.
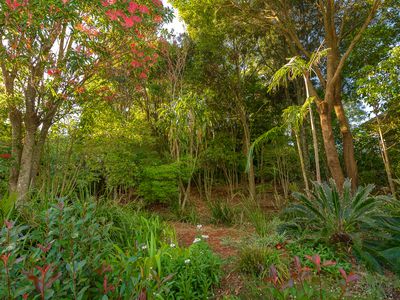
[16,129,36,202]
[240,108,256,199]
[304,75,321,183]
[9,108,23,193]
[30,120,52,189]
[376,115,396,197]
[295,132,310,195]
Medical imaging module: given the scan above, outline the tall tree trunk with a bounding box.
[333,85,358,188]
[304,75,321,183]
[376,115,396,197]
[30,119,52,188]
[239,108,256,199]
[295,132,310,195]
[317,101,345,188]
[16,129,36,202]
[9,108,23,193]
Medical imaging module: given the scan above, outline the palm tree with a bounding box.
[247,102,312,196]
[268,50,329,183]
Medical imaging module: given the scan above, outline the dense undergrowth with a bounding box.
[0,196,221,299]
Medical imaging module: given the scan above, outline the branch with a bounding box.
[331,0,381,86]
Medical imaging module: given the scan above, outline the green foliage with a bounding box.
[286,179,384,243]
[236,246,289,279]
[162,241,222,299]
[286,242,352,274]
[138,162,180,204]
[0,199,221,299]
[0,193,16,225]
[208,198,236,225]
[285,179,400,273]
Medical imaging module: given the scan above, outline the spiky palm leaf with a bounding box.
[287,179,384,241]
[286,179,400,273]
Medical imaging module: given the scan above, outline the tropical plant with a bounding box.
[269,49,329,184]
[285,179,400,273]
[0,198,221,299]
[286,179,384,244]
[266,254,359,300]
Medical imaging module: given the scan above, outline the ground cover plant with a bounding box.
[0,198,221,299]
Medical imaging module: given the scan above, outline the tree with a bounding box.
[229,0,383,189]
[171,0,285,199]
[0,0,164,201]
[357,46,400,196]
[269,49,329,183]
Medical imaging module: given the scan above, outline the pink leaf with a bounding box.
[139,72,147,79]
[122,15,135,28]
[152,0,162,7]
[346,273,360,283]
[131,61,142,68]
[322,260,336,267]
[153,15,162,23]
[339,268,347,280]
[138,5,149,14]
[128,1,139,13]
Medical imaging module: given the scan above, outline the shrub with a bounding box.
[208,198,236,225]
[286,179,384,244]
[265,254,360,300]
[236,246,289,279]
[138,163,180,204]
[161,241,222,299]
[286,241,352,274]
[285,179,400,273]
[0,199,221,299]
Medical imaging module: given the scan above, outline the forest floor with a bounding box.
[171,221,249,298]
[152,188,400,299]
[168,187,263,298]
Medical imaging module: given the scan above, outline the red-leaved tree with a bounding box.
[0,0,165,201]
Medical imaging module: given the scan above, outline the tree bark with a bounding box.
[30,118,53,188]
[376,115,396,197]
[16,128,36,202]
[304,75,321,183]
[317,101,345,188]
[239,107,256,199]
[9,108,22,193]
[333,84,358,188]
[295,132,310,195]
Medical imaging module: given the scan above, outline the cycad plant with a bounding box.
[287,179,400,274]
[287,179,384,244]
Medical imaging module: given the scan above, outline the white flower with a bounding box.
[193,238,201,244]
[201,235,209,239]
[184,259,191,264]
[170,243,176,248]
[141,245,148,250]
[196,224,203,230]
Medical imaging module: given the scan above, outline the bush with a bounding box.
[138,162,180,204]
[162,241,222,299]
[286,179,384,243]
[284,179,400,273]
[208,198,236,225]
[0,199,221,299]
[236,246,289,279]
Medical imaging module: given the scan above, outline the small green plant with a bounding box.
[0,199,221,299]
[236,246,289,280]
[208,198,236,225]
[286,241,352,274]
